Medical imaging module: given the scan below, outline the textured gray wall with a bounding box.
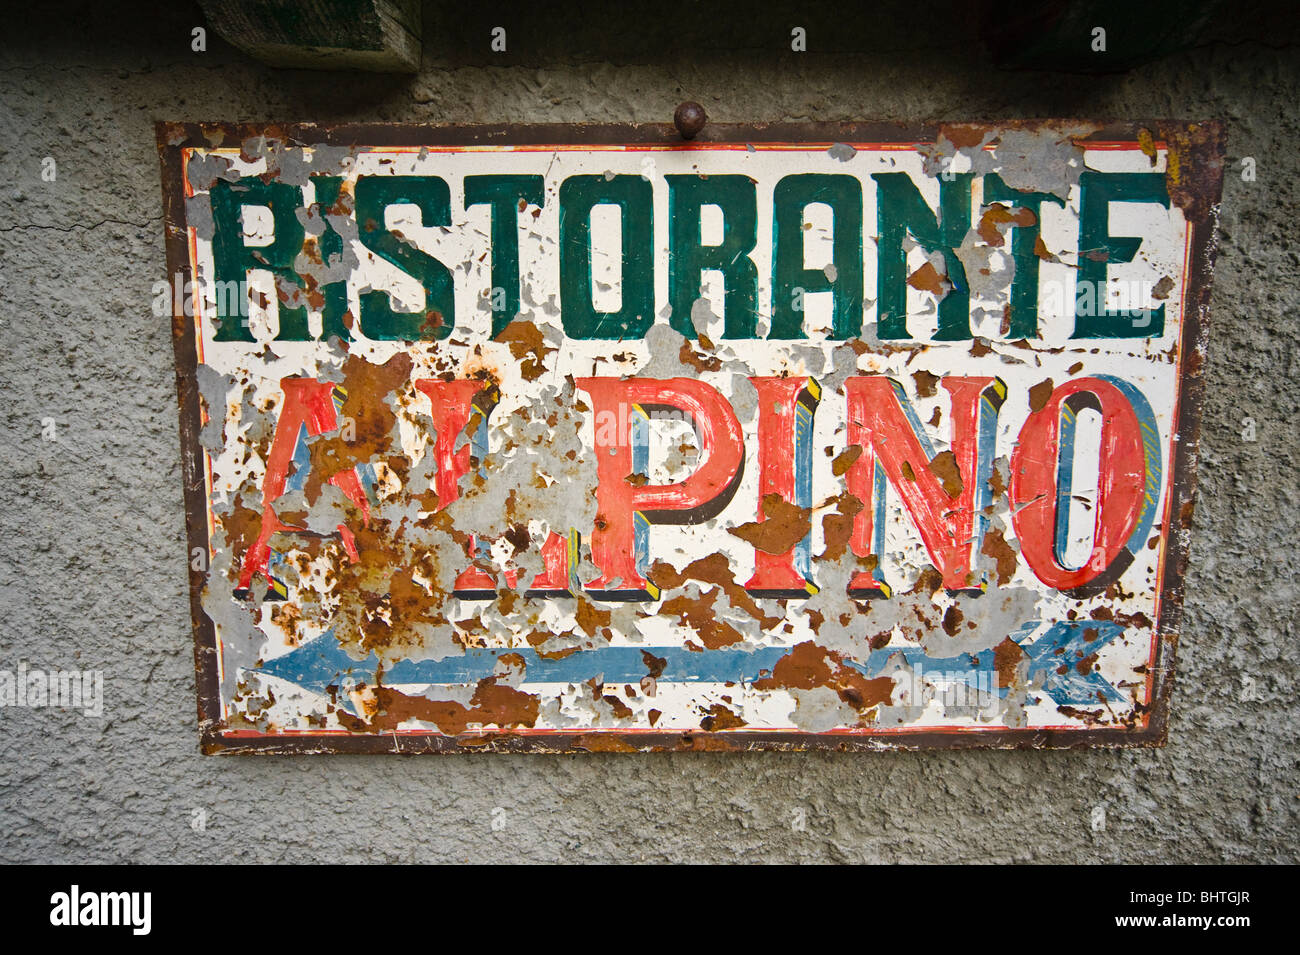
[0,2,1296,863]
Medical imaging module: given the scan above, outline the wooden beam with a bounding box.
[199,0,421,73]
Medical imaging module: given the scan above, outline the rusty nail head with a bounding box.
[674,102,707,140]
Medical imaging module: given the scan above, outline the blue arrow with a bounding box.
[255,630,376,697]
[250,620,1124,708]
[1015,620,1126,704]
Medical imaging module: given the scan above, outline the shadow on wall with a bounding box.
[412,0,1298,72]
[12,1,1300,70]
[5,0,1299,122]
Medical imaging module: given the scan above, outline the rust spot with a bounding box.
[602,694,634,719]
[575,598,612,638]
[495,320,556,382]
[942,605,964,636]
[220,504,270,573]
[660,592,745,649]
[1027,378,1054,414]
[649,554,781,629]
[641,650,667,678]
[728,494,811,555]
[928,450,963,498]
[338,677,540,735]
[977,203,1037,247]
[993,637,1024,689]
[831,444,862,477]
[820,493,863,562]
[678,338,722,373]
[907,261,946,297]
[754,641,894,714]
[980,527,1018,586]
[1160,121,1225,223]
[418,310,445,338]
[1137,127,1158,166]
[699,703,746,731]
[304,352,412,506]
[909,566,946,596]
[939,124,987,150]
[911,369,939,398]
[1056,705,1106,726]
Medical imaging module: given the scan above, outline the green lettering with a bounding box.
[558,175,654,340]
[770,174,863,339]
[309,176,353,342]
[209,178,306,342]
[465,174,545,339]
[872,172,972,340]
[1073,172,1169,339]
[982,174,1064,340]
[355,175,455,341]
[667,174,758,339]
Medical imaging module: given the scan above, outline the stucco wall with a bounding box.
[0,2,1295,863]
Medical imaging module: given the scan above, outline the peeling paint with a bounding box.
[155,121,1222,753]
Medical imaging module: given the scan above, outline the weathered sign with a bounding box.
[156,121,1223,753]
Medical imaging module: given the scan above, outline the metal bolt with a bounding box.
[674,102,707,141]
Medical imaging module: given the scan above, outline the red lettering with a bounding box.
[576,377,745,599]
[745,376,820,596]
[844,376,1005,593]
[234,379,370,599]
[414,379,573,596]
[1010,376,1159,594]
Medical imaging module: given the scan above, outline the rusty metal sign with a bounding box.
[156,121,1223,753]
